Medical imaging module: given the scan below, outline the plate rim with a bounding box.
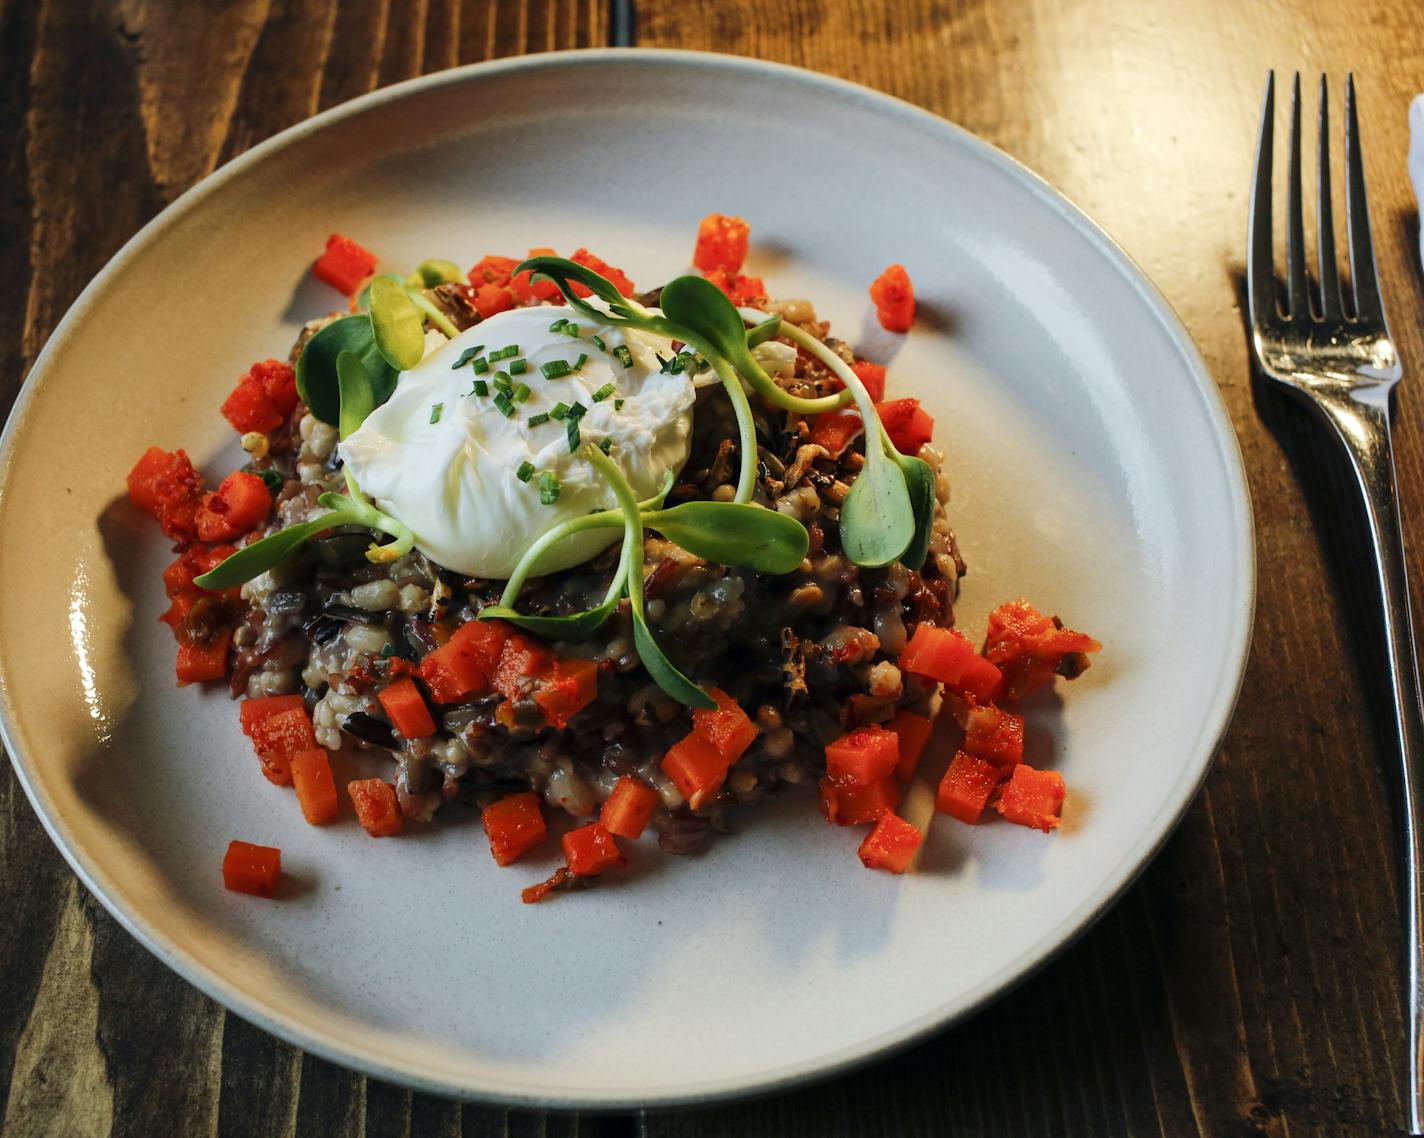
[0,46,1256,1109]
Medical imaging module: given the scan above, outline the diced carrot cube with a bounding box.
[249,706,317,756]
[963,703,1024,765]
[809,411,864,457]
[378,675,437,739]
[491,631,553,702]
[455,619,511,676]
[875,398,934,455]
[569,248,636,297]
[702,269,767,306]
[220,378,282,434]
[825,725,900,788]
[482,791,547,866]
[175,627,233,686]
[240,694,307,737]
[417,635,489,705]
[869,263,915,332]
[661,731,731,811]
[257,751,292,786]
[982,599,1102,703]
[936,750,1004,824]
[900,624,1004,704]
[858,812,923,873]
[818,775,900,826]
[533,657,599,728]
[562,822,623,877]
[313,233,377,295]
[222,840,281,897]
[468,254,519,288]
[348,778,403,837]
[850,360,887,402]
[195,471,272,543]
[887,709,935,781]
[693,213,750,275]
[600,776,659,840]
[508,248,561,304]
[127,446,205,540]
[996,765,1066,832]
[472,283,515,318]
[290,749,339,824]
[691,687,757,762]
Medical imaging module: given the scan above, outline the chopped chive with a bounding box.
[512,383,531,404]
[548,318,568,333]
[592,382,616,402]
[550,401,571,420]
[492,392,515,418]
[509,358,528,375]
[471,379,489,397]
[562,322,580,338]
[567,401,588,419]
[452,345,486,369]
[493,369,512,388]
[613,398,625,410]
[591,334,607,352]
[599,438,613,455]
[574,352,589,370]
[429,402,444,424]
[527,412,550,427]
[541,359,572,379]
[613,345,633,368]
[490,344,519,361]
[516,460,536,483]
[566,418,581,453]
[472,356,490,374]
[539,471,561,505]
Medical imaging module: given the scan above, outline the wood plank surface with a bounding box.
[2,0,1423,1134]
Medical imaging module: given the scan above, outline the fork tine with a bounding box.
[1345,73,1384,323]
[1248,72,1277,331]
[1286,73,1311,320]
[1316,75,1343,321]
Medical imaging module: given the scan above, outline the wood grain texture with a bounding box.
[2,0,1423,1135]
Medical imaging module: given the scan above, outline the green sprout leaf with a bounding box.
[745,314,782,349]
[478,596,623,640]
[893,452,936,571]
[336,350,376,440]
[644,501,808,574]
[370,276,426,371]
[296,315,398,426]
[355,273,405,312]
[408,259,462,288]
[193,510,364,590]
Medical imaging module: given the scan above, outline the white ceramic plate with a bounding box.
[0,50,1253,1107]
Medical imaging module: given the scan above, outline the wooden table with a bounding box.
[4,1,1424,1134]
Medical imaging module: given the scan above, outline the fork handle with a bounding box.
[1317,385,1424,1134]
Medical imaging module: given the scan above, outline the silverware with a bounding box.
[1248,71,1418,1132]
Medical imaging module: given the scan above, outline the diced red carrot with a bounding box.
[887,709,934,781]
[982,599,1102,703]
[483,791,547,866]
[600,776,659,840]
[455,619,510,677]
[521,866,574,904]
[220,378,281,434]
[702,269,767,307]
[809,411,864,457]
[936,750,1005,824]
[899,625,1004,704]
[562,822,623,877]
[313,233,376,295]
[661,731,731,811]
[222,840,281,897]
[252,359,298,417]
[468,254,519,288]
[533,657,599,728]
[693,213,750,274]
[691,688,757,763]
[875,398,934,455]
[127,446,205,541]
[240,694,306,736]
[164,544,238,598]
[491,631,553,702]
[570,248,636,296]
[472,283,515,318]
[417,634,489,705]
[825,725,900,788]
[508,248,560,304]
[159,590,199,637]
[195,471,272,543]
[869,263,915,332]
[290,748,339,825]
[963,703,1024,765]
[348,778,403,837]
[995,765,1066,832]
[378,676,437,739]
[851,360,887,402]
[858,812,923,873]
[257,751,292,786]
[818,775,900,826]
[175,627,233,685]
[249,706,317,756]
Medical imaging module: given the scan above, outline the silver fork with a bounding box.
[1248,71,1419,1132]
